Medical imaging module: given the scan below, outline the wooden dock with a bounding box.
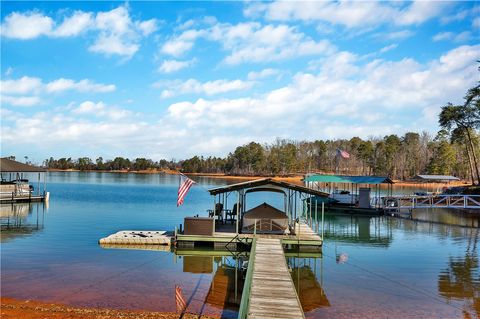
[176,221,322,250]
[0,194,45,204]
[244,238,305,319]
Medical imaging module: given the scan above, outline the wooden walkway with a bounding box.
[247,238,305,319]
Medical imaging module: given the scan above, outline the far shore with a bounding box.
[0,297,213,319]
[47,169,471,188]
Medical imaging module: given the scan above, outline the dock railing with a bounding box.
[238,237,257,319]
[384,194,480,210]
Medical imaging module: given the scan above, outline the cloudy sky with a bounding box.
[1,1,479,163]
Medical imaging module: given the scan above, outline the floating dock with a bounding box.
[239,238,305,319]
[99,230,172,245]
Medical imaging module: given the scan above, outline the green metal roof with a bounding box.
[304,174,394,184]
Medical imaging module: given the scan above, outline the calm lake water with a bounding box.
[1,172,479,319]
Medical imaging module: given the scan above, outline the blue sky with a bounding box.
[1,1,479,163]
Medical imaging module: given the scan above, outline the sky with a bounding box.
[1,1,479,164]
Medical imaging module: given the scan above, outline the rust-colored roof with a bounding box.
[0,158,46,172]
[243,202,288,220]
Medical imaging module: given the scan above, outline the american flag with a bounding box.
[177,174,195,206]
[337,148,350,159]
[175,285,187,313]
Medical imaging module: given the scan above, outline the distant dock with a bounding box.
[1,158,48,204]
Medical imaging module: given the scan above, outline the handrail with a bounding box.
[238,237,257,319]
[383,194,480,210]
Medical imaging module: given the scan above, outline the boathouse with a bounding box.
[176,178,328,250]
[0,157,48,203]
[303,174,394,212]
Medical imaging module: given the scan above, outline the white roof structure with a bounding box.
[414,175,460,182]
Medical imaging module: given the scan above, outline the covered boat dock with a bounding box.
[303,174,394,213]
[176,178,328,251]
[0,158,48,203]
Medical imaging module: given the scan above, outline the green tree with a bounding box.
[357,141,374,175]
[427,138,456,175]
[383,134,402,177]
[440,103,480,184]
[402,132,420,179]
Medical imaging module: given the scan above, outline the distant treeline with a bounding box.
[43,78,479,184]
[179,132,478,181]
[41,130,477,180]
[44,157,175,172]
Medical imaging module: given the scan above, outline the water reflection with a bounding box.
[287,257,329,313]
[176,252,244,317]
[412,208,480,228]
[323,213,393,247]
[438,228,479,319]
[0,203,46,242]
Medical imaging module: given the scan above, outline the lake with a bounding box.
[1,172,479,318]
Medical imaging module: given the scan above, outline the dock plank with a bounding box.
[247,238,305,319]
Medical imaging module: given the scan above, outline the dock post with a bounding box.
[236,191,240,234]
[309,195,312,227]
[321,202,325,241]
[315,199,318,234]
[254,219,257,236]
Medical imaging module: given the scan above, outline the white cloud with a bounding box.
[381,30,414,40]
[160,29,205,57]
[5,67,13,77]
[1,6,157,58]
[154,78,254,98]
[0,76,115,107]
[73,101,106,114]
[441,6,480,24]
[0,76,42,94]
[136,19,157,36]
[161,22,336,64]
[433,32,454,42]
[215,23,335,64]
[161,40,195,57]
[1,95,42,107]
[379,44,398,54]
[89,6,141,58]
[160,44,479,152]
[1,76,115,95]
[473,17,480,29]
[247,68,280,80]
[1,11,53,39]
[395,1,451,26]
[72,101,132,120]
[52,11,93,37]
[89,34,139,58]
[245,1,450,29]
[158,59,195,73]
[46,78,116,93]
[2,45,478,159]
[433,31,472,43]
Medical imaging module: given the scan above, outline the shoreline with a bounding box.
[0,297,214,319]
[47,169,471,188]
